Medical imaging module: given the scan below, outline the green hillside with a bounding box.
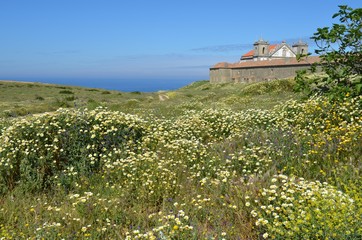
[0,79,361,239]
[0,79,300,118]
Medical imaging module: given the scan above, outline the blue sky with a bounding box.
[0,0,360,86]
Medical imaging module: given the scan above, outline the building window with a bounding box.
[262,47,265,54]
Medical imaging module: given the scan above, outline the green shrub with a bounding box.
[64,95,77,101]
[242,79,295,95]
[125,99,140,107]
[59,90,74,94]
[54,98,71,107]
[35,95,45,101]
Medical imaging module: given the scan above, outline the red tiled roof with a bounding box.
[211,62,230,68]
[242,49,254,57]
[211,56,320,69]
[268,44,277,53]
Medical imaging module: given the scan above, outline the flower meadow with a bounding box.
[0,95,361,239]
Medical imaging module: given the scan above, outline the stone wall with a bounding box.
[210,64,320,84]
[210,68,231,83]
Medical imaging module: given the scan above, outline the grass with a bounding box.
[0,78,361,239]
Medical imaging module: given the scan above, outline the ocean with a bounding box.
[2,78,202,92]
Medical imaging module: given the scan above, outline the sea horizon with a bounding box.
[0,77,204,92]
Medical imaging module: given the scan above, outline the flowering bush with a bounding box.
[0,107,148,193]
[252,174,361,239]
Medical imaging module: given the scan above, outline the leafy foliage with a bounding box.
[314,5,362,78]
[295,5,362,99]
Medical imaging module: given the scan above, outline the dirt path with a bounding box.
[158,94,169,101]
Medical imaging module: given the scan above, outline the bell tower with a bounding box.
[253,38,270,60]
[292,40,308,55]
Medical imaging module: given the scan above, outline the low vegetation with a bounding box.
[0,77,361,239]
